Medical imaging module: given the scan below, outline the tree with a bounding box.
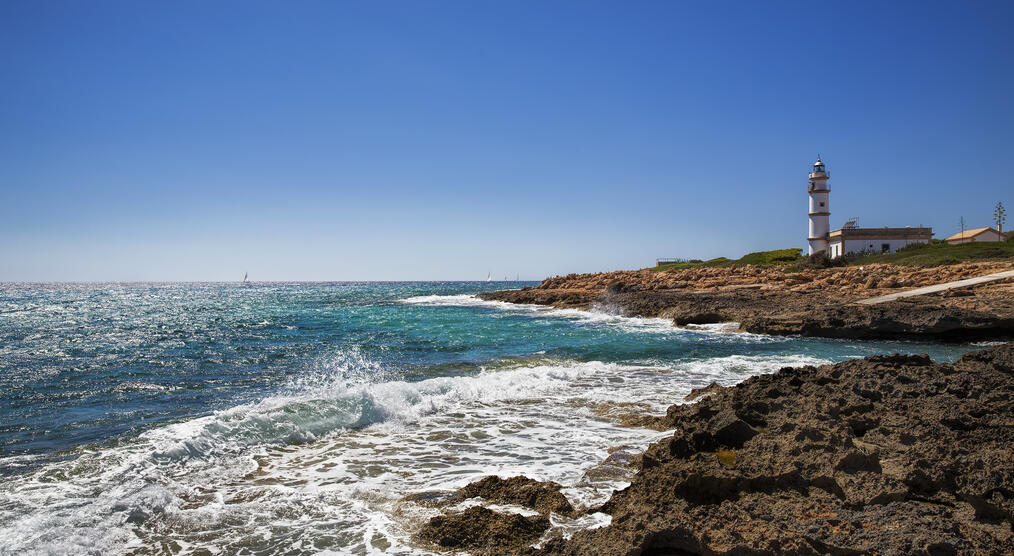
[995,202,1006,235]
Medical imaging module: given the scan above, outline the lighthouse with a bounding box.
[807,156,830,255]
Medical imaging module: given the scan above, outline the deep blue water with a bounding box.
[0,282,983,554]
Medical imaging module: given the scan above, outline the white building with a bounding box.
[944,227,1005,244]
[806,157,933,258]
[828,225,933,258]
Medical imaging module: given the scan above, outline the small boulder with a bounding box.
[416,506,550,553]
[455,475,575,516]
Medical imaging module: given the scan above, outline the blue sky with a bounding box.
[2,1,1011,281]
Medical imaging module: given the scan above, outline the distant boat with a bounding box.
[486,272,492,282]
[243,272,249,286]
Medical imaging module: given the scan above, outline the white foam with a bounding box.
[682,322,742,333]
[400,294,533,311]
[400,294,772,340]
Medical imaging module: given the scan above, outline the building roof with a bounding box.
[828,226,933,240]
[943,227,1001,241]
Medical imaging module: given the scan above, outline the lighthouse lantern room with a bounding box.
[807,157,831,255]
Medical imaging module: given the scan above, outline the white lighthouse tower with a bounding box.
[807,156,830,255]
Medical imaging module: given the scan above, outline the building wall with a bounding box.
[808,190,829,218]
[947,230,1005,244]
[829,237,930,258]
[807,190,830,255]
[808,191,830,239]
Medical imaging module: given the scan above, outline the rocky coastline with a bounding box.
[410,263,1014,554]
[479,262,1014,341]
[414,343,1014,555]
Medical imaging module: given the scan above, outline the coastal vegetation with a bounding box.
[652,248,803,271]
[847,240,1014,266]
[656,240,1014,273]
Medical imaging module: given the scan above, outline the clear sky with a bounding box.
[2,1,1012,281]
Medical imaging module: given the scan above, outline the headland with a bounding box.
[407,248,1014,554]
[479,258,1014,341]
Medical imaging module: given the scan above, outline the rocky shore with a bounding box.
[414,343,1014,555]
[479,262,1014,340]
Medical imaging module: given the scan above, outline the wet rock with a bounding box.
[401,489,458,507]
[416,506,550,554]
[455,475,576,516]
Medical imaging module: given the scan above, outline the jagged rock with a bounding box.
[530,343,1014,555]
[454,475,576,516]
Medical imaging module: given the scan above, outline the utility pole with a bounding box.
[959,216,965,235]
[995,202,1006,235]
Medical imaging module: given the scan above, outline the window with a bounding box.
[819,202,825,207]
[881,243,890,253]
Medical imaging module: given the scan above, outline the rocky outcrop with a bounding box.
[455,475,576,516]
[518,262,1011,298]
[741,296,1014,340]
[411,476,575,553]
[416,506,550,554]
[480,262,1014,340]
[534,343,1014,555]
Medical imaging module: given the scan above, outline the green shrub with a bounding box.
[792,251,846,270]
[730,248,803,267]
[652,249,803,271]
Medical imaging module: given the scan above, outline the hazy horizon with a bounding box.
[2,1,1012,281]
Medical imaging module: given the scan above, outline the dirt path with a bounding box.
[856,268,1014,305]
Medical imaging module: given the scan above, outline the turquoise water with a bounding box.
[0,282,980,554]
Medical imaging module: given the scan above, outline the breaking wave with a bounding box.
[0,347,831,555]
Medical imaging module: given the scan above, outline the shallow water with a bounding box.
[0,282,978,554]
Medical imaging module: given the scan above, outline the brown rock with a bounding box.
[534,343,1014,555]
[416,506,550,554]
[480,261,1014,341]
[456,475,575,516]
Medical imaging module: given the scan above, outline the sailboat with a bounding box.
[242,272,249,286]
[486,272,492,282]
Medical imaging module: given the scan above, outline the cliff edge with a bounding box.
[479,262,1014,340]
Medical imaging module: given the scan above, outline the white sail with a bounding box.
[486,272,492,282]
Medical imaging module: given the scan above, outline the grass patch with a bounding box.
[716,449,736,468]
[654,241,1013,272]
[845,241,1014,267]
[652,248,802,272]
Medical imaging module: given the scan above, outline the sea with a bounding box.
[0,281,984,554]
